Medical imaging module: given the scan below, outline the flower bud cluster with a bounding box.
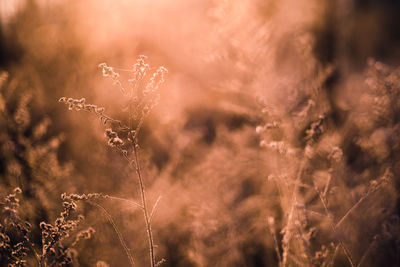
[40,203,82,242]
[2,187,22,218]
[305,115,324,142]
[131,55,150,83]
[260,140,295,156]
[59,97,105,114]
[72,227,95,247]
[255,121,280,134]
[367,171,391,195]
[0,188,32,266]
[98,63,120,80]
[105,128,124,147]
[312,243,336,266]
[61,192,109,202]
[39,194,93,265]
[144,66,168,94]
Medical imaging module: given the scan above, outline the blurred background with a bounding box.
[0,0,400,266]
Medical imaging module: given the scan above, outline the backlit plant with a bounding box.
[59,55,167,267]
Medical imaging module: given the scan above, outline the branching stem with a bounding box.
[132,142,156,267]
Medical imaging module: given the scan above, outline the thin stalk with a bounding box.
[281,157,306,267]
[356,239,375,267]
[336,174,388,230]
[132,143,156,267]
[150,196,162,223]
[328,244,339,267]
[90,201,136,267]
[128,74,156,267]
[267,217,282,265]
[107,196,144,209]
[314,183,355,267]
[335,195,367,230]
[120,137,156,267]
[39,235,46,267]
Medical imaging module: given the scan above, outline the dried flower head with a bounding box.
[98,63,120,80]
[104,128,124,147]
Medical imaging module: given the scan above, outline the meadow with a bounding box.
[0,0,399,266]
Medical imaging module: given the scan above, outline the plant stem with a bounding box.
[133,142,155,267]
[90,201,136,267]
[314,183,355,267]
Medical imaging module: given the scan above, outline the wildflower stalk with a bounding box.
[281,156,307,267]
[127,74,155,266]
[118,140,155,267]
[313,181,355,267]
[132,141,156,267]
[334,175,388,230]
[60,57,167,267]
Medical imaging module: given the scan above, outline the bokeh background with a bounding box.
[1,0,400,266]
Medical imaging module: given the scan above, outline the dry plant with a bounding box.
[0,71,95,266]
[1,1,400,266]
[0,71,72,219]
[257,59,399,267]
[59,55,167,267]
[0,187,95,267]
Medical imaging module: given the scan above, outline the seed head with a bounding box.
[13,187,22,194]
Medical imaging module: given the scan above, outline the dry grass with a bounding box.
[0,1,400,266]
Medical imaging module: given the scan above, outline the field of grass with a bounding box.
[0,0,399,266]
